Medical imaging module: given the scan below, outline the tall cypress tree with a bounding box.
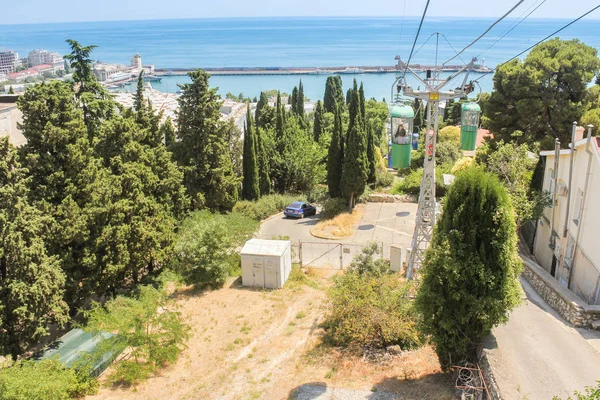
[296,80,305,117]
[444,99,454,122]
[174,69,239,210]
[324,75,344,113]
[242,105,260,200]
[133,70,145,113]
[327,106,344,198]
[413,98,424,130]
[0,137,68,359]
[291,87,299,114]
[359,82,366,123]
[313,100,324,142]
[161,117,176,147]
[276,92,284,142]
[366,121,377,184]
[256,127,272,196]
[341,90,368,208]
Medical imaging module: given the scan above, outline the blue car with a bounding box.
[284,202,317,218]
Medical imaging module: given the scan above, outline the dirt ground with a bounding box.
[86,272,455,400]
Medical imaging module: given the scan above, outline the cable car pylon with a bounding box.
[392,56,477,279]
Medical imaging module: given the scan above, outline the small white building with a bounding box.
[533,130,600,305]
[27,49,64,72]
[241,239,292,289]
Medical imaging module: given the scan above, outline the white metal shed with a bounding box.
[241,239,292,289]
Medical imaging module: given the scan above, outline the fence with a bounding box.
[290,240,384,270]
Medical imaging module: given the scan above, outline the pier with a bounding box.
[154,65,493,77]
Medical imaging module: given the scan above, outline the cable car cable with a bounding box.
[473,3,600,83]
[442,0,526,66]
[402,0,431,79]
[477,0,548,58]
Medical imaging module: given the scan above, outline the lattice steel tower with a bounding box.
[392,56,477,279]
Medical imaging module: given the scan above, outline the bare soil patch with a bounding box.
[310,204,365,240]
[86,271,453,400]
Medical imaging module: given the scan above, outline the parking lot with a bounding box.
[259,202,418,265]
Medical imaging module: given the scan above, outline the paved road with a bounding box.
[485,278,600,399]
[258,202,417,267]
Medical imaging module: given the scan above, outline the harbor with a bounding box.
[154,64,492,76]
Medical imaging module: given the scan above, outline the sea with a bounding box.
[1,17,600,101]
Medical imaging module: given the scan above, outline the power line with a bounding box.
[477,0,548,58]
[442,0,526,66]
[474,3,600,83]
[402,0,431,78]
[411,32,437,59]
[440,33,467,65]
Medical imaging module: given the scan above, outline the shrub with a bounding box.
[323,272,421,349]
[451,157,475,174]
[435,140,462,166]
[438,125,460,143]
[320,197,349,219]
[0,359,97,400]
[348,242,388,276]
[84,286,190,387]
[553,381,600,400]
[391,163,453,197]
[416,167,522,369]
[174,211,232,287]
[232,194,306,221]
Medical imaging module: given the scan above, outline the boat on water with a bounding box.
[143,75,162,82]
[339,67,365,74]
[376,68,386,73]
[311,68,331,75]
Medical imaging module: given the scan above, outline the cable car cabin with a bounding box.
[390,105,414,169]
[460,102,481,151]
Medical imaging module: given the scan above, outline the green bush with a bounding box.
[232,194,306,221]
[374,168,394,188]
[416,167,522,369]
[0,359,97,400]
[320,198,349,219]
[323,272,421,349]
[84,286,189,387]
[348,242,388,276]
[553,381,600,400]
[391,163,453,197]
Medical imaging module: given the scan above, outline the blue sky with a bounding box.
[5,0,600,24]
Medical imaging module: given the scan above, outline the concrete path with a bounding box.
[485,278,600,399]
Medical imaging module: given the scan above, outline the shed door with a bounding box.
[252,257,264,288]
[264,258,278,288]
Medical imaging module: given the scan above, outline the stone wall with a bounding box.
[478,348,503,400]
[521,255,600,327]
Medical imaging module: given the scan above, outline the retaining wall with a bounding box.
[521,255,600,327]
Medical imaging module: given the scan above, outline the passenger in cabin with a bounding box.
[394,124,409,144]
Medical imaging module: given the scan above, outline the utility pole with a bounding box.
[393,56,477,280]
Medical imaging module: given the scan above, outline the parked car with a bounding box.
[284,201,317,218]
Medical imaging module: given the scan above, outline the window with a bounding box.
[573,189,583,226]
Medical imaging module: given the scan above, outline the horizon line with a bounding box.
[2,14,600,27]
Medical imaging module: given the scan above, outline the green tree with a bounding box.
[291,86,298,114]
[161,117,176,147]
[0,138,68,359]
[327,106,344,198]
[416,167,522,368]
[486,38,600,148]
[366,121,377,184]
[17,81,106,307]
[341,89,368,208]
[173,69,239,210]
[313,100,325,142]
[133,70,145,113]
[7,86,14,94]
[242,104,260,200]
[64,39,114,140]
[255,91,275,129]
[256,127,273,196]
[296,79,305,117]
[358,82,366,123]
[84,285,189,386]
[413,98,424,129]
[324,75,344,113]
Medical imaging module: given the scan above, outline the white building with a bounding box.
[533,128,600,305]
[0,51,19,75]
[131,53,142,69]
[27,49,64,72]
[93,63,134,82]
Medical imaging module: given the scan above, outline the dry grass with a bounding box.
[310,204,365,240]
